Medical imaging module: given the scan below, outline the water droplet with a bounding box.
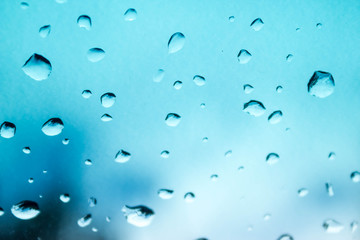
[115,149,131,163]
[42,170,47,174]
[296,27,301,32]
[168,32,185,54]
[41,118,64,136]
[78,214,92,227]
[22,54,52,81]
[323,219,344,233]
[298,188,309,197]
[0,207,4,216]
[243,84,254,94]
[101,114,112,122]
[0,122,16,138]
[92,227,98,232]
[243,100,266,117]
[184,192,195,203]
[351,221,358,233]
[276,85,283,93]
[316,23,323,29]
[200,103,206,109]
[277,234,294,240]
[250,18,264,31]
[328,152,336,160]
[160,150,170,159]
[62,138,69,145]
[238,166,245,172]
[100,93,116,108]
[225,150,232,158]
[173,81,182,90]
[122,205,155,227]
[87,48,105,62]
[308,71,335,98]
[77,15,91,30]
[286,54,293,62]
[55,0,67,3]
[20,2,29,9]
[158,189,174,199]
[210,174,219,181]
[11,200,40,220]
[59,194,70,203]
[202,137,208,143]
[124,8,137,21]
[326,182,334,197]
[85,159,93,166]
[23,147,31,154]
[82,90,92,98]
[193,75,206,86]
[266,153,279,165]
[268,110,283,124]
[229,16,235,22]
[153,69,165,83]
[263,213,271,221]
[237,49,252,64]
[351,171,360,183]
[165,113,181,127]
[28,178,34,183]
[88,197,97,207]
[106,216,111,222]
[39,25,51,38]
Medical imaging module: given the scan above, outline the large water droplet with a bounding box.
[77,15,91,30]
[101,114,113,122]
[237,49,252,64]
[250,18,264,31]
[153,69,165,83]
[298,188,309,197]
[266,153,279,165]
[307,71,335,98]
[351,171,360,183]
[100,93,116,108]
[184,192,195,203]
[193,75,206,86]
[158,189,174,199]
[268,110,283,124]
[60,194,70,203]
[243,100,266,117]
[82,90,92,98]
[115,149,131,163]
[243,84,254,94]
[39,25,51,38]
[124,8,137,21]
[168,32,185,54]
[41,118,64,136]
[22,54,52,81]
[87,48,105,62]
[11,200,40,220]
[165,113,181,127]
[323,219,344,233]
[0,122,16,138]
[326,182,334,197]
[78,214,92,227]
[122,205,155,227]
[277,234,294,240]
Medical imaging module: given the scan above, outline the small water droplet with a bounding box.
[263,213,271,221]
[184,192,195,203]
[20,2,29,9]
[351,221,358,233]
[158,189,174,199]
[316,23,323,29]
[87,48,105,62]
[77,15,91,30]
[243,84,254,94]
[55,0,67,3]
[28,178,34,184]
[41,118,64,136]
[106,216,111,222]
[193,75,206,86]
[92,227,98,232]
[243,100,266,117]
[229,16,235,22]
[286,54,293,62]
[115,149,131,163]
[11,200,40,220]
[323,219,344,233]
[82,90,92,98]
[0,207,4,216]
[266,153,279,165]
[42,170,47,174]
[308,71,335,98]
[277,234,294,240]
[328,152,336,160]
[268,110,283,124]
[298,188,309,197]
[351,171,360,183]
[101,114,113,122]
[124,8,137,21]
[225,150,232,158]
[160,150,170,159]
[250,18,264,31]
[296,27,301,32]
[88,197,97,207]
[59,194,70,203]
[22,54,52,81]
[100,93,116,108]
[237,49,252,64]
[202,137,208,143]
[173,81,182,90]
[23,147,31,154]
[0,122,16,139]
[78,214,92,227]
[276,85,283,93]
[165,113,181,127]
[325,182,334,197]
[39,25,51,38]
[210,174,219,181]
[62,138,69,145]
[168,32,185,54]
[85,159,92,166]
[238,166,245,172]
[153,69,165,83]
[200,103,206,109]
[122,205,155,227]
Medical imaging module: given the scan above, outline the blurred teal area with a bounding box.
[0,0,359,239]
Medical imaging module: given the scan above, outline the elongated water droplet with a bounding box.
[78,214,92,227]
[323,219,344,233]
[184,192,195,203]
[237,49,252,64]
[23,147,31,154]
[0,122,16,138]
[160,150,170,158]
[153,69,165,83]
[298,188,309,197]
[351,171,360,183]
[229,16,235,22]
[243,100,266,117]
[276,85,283,93]
[351,221,358,233]
[266,153,279,165]
[11,201,40,220]
[122,205,155,227]
[158,189,174,199]
[210,174,219,181]
[77,15,91,30]
[308,71,335,98]
[88,197,97,207]
[39,25,51,38]
[328,152,336,160]
[41,118,64,136]
[326,182,334,197]
[20,2,29,9]
[82,90,92,98]
[250,18,264,31]
[193,75,206,86]
[124,8,137,21]
[165,113,181,127]
[277,234,294,240]
[173,80,182,89]
[268,110,283,124]
[168,32,185,54]
[101,114,112,122]
[22,54,52,81]
[115,149,131,163]
[87,48,105,62]
[243,84,254,94]
[59,194,70,203]
[100,93,116,108]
